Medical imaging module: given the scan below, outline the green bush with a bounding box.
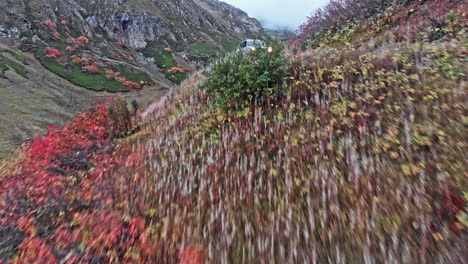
[203,41,287,109]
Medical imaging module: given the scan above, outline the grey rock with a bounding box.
[0,25,20,38]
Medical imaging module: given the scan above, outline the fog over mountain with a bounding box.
[222,0,329,30]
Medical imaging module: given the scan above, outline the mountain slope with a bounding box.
[1,0,269,86]
[0,0,279,159]
[1,0,466,263]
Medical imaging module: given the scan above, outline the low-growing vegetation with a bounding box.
[0,53,28,78]
[36,46,152,92]
[0,0,466,263]
[203,41,287,109]
[29,18,152,92]
[189,42,219,62]
[293,0,465,49]
[0,48,28,65]
[142,41,187,84]
[220,38,242,53]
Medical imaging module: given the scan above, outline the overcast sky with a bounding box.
[222,0,329,30]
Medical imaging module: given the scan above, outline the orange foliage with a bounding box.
[168,67,186,73]
[82,65,99,74]
[105,69,142,89]
[105,69,121,80]
[124,81,142,89]
[66,46,76,52]
[80,57,93,65]
[44,48,65,58]
[70,55,82,65]
[115,76,128,83]
[44,19,56,30]
[178,246,206,264]
[77,36,90,45]
[66,36,90,48]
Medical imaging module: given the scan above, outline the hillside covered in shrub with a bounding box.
[0,0,467,263]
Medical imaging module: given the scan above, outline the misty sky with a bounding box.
[222,0,329,30]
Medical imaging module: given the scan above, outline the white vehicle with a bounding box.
[238,39,273,54]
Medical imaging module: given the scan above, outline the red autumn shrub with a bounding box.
[55,211,147,259]
[44,47,65,58]
[105,69,121,80]
[124,81,142,89]
[11,237,58,264]
[52,31,61,38]
[70,55,82,65]
[66,37,80,47]
[115,76,128,83]
[79,56,93,66]
[82,65,99,73]
[93,60,106,67]
[66,36,90,48]
[0,99,139,263]
[118,51,135,61]
[44,19,56,30]
[179,246,206,264]
[77,36,90,45]
[66,45,76,52]
[168,67,186,73]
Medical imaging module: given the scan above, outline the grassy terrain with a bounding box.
[37,51,127,92]
[220,39,240,53]
[0,48,29,65]
[142,41,187,84]
[35,46,152,92]
[0,53,28,78]
[112,63,153,84]
[189,42,219,61]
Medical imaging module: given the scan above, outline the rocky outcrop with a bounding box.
[109,12,167,49]
[194,0,263,33]
[0,26,20,38]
